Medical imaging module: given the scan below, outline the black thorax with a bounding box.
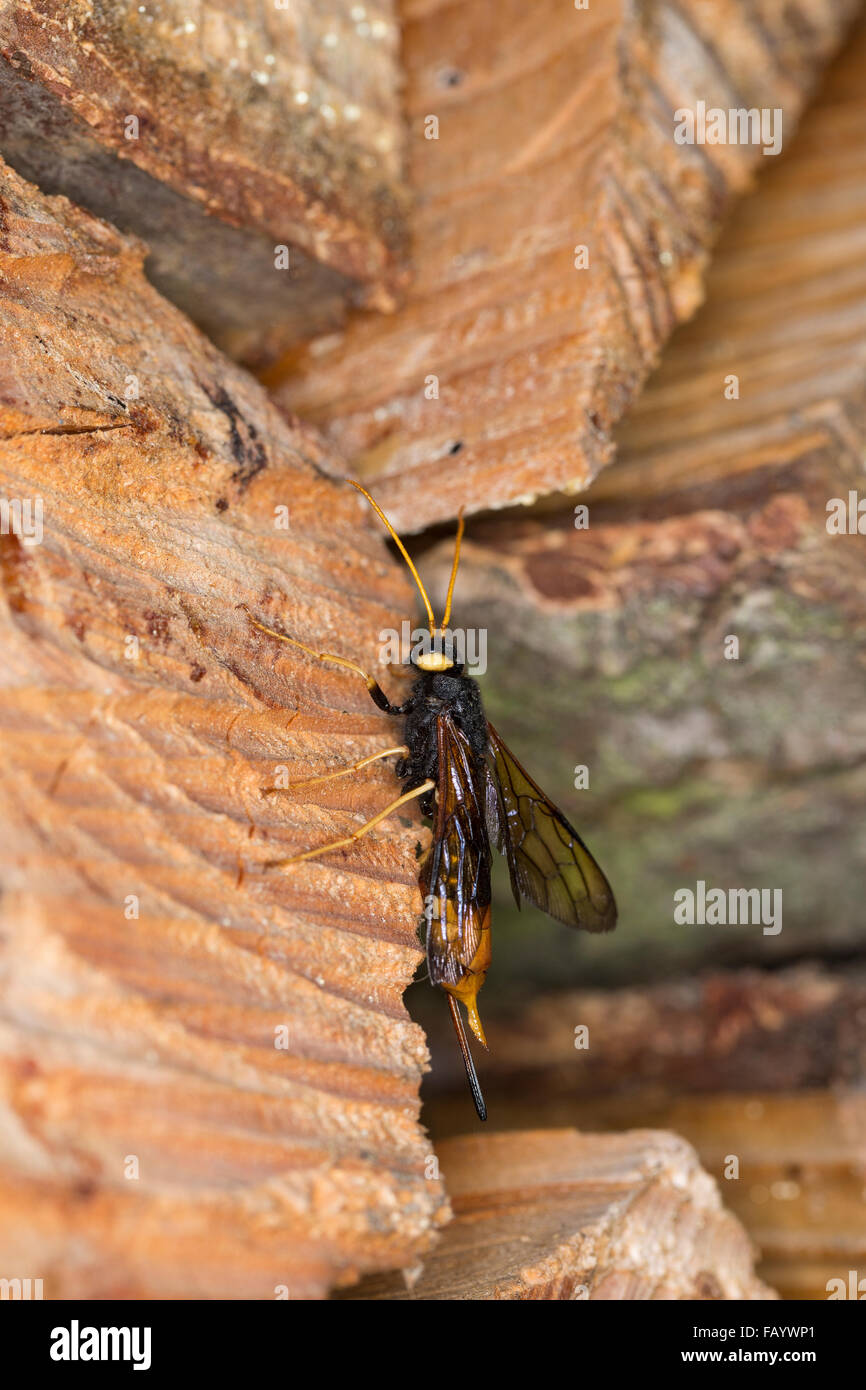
[393,670,487,816]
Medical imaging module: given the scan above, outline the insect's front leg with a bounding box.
[366,683,409,717]
[239,603,405,713]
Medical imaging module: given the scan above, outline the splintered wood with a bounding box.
[0,159,448,1298]
[0,0,408,363]
[271,0,858,530]
[342,1130,776,1299]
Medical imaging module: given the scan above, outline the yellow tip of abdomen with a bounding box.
[445,978,488,1049]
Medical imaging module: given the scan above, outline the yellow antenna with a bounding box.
[441,509,464,630]
[349,480,437,636]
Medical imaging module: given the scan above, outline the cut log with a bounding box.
[271,0,859,529]
[409,16,866,978]
[0,0,409,364]
[0,158,448,1299]
[420,1099,866,1305]
[341,1129,777,1299]
[411,1103,864,1305]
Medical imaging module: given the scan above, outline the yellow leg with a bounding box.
[262,745,408,794]
[265,778,435,869]
[238,603,399,712]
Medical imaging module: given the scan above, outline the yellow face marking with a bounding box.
[415,651,455,672]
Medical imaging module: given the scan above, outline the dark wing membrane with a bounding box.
[484,721,616,933]
[422,712,492,990]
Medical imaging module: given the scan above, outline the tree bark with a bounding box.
[0,158,447,1299]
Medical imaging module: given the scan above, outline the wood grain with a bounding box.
[271,0,859,529]
[341,1129,776,1299]
[0,158,448,1299]
[418,1097,866,1304]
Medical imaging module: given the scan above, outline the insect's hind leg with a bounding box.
[238,604,404,714]
[265,778,435,870]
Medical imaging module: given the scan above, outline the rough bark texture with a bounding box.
[0,158,449,1299]
[271,0,860,530]
[341,1129,777,1299]
[409,18,866,983]
[0,0,408,364]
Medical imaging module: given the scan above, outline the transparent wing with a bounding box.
[484,721,616,933]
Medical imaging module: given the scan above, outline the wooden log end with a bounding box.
[341,1128,777,1300]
